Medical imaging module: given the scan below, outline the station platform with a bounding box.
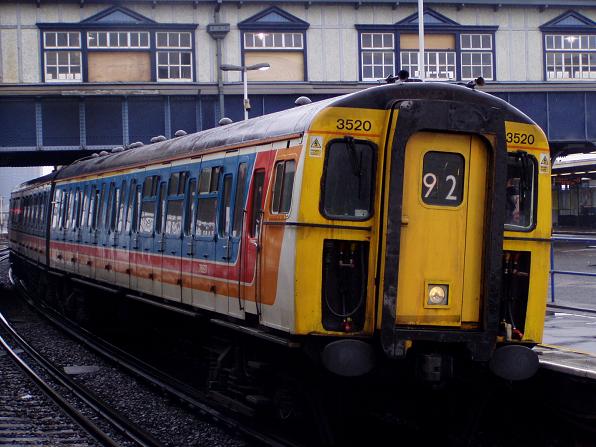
[538,309,596,380]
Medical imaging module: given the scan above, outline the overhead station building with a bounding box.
[0,0,594,228]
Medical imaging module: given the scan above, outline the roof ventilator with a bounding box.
[174,129,187,137]
[295,96,312,106]
[150,135,167,143]
[219,117,233,126]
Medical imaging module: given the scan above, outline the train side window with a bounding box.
[52,191,60,230]
[73,188,81,229]
[184,179,197,236]
[249,170,265,237]
[195,167,220,238]
[271,160,295,214]
[79,187,87,229]
[96,184,106,231]
[165,172,188,236]
[321,139,375,220]
[125,180,136,233]
[62,191,72,230]
[116,181,126,232]
[90,187,98,230]
[105,182,116,231]
[505,152,537,231]
[133,186,141,232]
[232,163,248,238]
[140,176,160,234]
[219,174,233,237]
[156,182,167,234]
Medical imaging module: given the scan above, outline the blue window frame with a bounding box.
[37,6,196,84]
[356,9,497,82]
[540,11,596,81]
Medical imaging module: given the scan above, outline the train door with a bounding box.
[392,132,487,328]
[181,173,198,306]
[153,179,168,298]
[192,160,221,311]
[90,183,106,280]
[78,184,95,279]
[127,174,143,292]
[160,169,188,302]
[228,156,250,319]
[98,181,116,284]
[215,152,239,315]
[136,173,160,295]
[112,180,129,288]
[74,186,86,276]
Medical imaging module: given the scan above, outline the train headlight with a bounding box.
[428,285,448,305]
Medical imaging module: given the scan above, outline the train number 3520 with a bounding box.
[336,119,372,131]
[506,132,535,145]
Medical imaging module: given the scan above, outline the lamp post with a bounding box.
[220,63,271,121]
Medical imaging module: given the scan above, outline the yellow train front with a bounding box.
[294,82,550,380]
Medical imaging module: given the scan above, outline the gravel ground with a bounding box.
[0,344,97,446]
[0,257,249,447]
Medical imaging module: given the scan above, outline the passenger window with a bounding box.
[232,163,248,238]
[321,139,375,220]
[156,183,167,234]
[195,167,220,238]
[79,187,88,229]
[139,176,160,234]
[184,179,196,236]
[125,181,136,232]
[116,181,126,232]
[219,175,233,237]
[96,185,106,230]
[249,170,265,237]
[106,183,116,230]
[271,160,295,214]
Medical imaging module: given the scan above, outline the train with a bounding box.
[8,80,550,389]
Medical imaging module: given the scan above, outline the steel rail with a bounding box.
[5,270,165,447]
[9,268,304,447]
[0,331,119,447]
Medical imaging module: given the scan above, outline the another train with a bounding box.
[9,81,550,385]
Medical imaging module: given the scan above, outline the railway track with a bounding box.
[8,268,304,447]
[0,308,164,447]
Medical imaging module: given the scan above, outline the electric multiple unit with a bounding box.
[9,82,551,380]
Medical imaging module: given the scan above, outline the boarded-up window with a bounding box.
[88,52,151,82]
[400,34,455,50]
[245,51,304,82]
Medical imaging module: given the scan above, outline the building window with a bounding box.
[44,31,80,48]
[460,34,493,80]
[360,33,394,81]
[156,32,193,81]
[400,51,456,80]
[545,34,596,80]
[43,32,82,82]
[238,6,309,82]
[244,32,303,49]
[87,31,149,48]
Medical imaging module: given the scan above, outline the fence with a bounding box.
[550,235,596,308]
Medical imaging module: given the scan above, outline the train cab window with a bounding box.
[505,152,537,231]
[140,175,160,234]
[321,139,375,220]
[271,160,295,214]
[219,175,233,237]
[249,170,265,237]
[195,167,220,238]
[184,179,197,236]
[232,163,248,238]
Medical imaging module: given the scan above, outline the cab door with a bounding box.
[394,132,487,328]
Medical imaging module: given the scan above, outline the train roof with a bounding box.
[50,82,534,182]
